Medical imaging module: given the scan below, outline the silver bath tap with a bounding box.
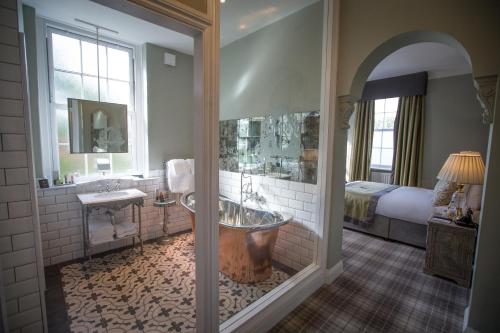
[240,171,266,223]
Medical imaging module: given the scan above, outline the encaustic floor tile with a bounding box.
[60,233,293,332]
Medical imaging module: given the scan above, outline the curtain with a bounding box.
[391,95,425,187]
[349,100,375,181]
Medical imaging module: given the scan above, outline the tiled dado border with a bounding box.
[37,176,191,266]
[219,170,319,271]
[37,171,319,270]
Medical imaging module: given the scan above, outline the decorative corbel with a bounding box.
[337,95,358,129]
[474,75,498,124]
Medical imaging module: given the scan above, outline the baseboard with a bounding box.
[462,306,481,333]
[324,260,343,284]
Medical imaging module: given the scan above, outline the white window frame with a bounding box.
[371,97,398,170]
[36,19,148,183]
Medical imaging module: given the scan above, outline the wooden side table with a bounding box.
[424,217,477,287]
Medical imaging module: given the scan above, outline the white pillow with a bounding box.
[465,185,483,210]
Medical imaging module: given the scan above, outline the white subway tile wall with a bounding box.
[219,170,319,271]
[0,0,45,331]
[37,175,192,266]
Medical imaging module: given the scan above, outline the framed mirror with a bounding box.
[68,98,128,153]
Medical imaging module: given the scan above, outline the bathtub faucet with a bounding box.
[240,171,266,208]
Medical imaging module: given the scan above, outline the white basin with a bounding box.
[77,188,147,205]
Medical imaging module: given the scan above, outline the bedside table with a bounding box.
[424,217,477,287]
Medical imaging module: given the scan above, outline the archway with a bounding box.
[329,29,498,331]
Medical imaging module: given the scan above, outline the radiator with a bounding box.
[371,170,392,184]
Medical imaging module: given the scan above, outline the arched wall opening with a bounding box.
[327,29,499,332]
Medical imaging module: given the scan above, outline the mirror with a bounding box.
[219,111,319,184]
[68,98,128,153]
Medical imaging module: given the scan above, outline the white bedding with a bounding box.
[375,186,434,225]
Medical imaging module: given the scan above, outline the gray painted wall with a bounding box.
[144,43,193,170]
[220,1,323,120]
[421,74,488,188]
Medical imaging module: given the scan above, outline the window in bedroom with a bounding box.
[47,27,136,178]
[371,97,398,170]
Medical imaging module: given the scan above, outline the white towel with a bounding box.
[170,159,189,174]
[115,222,138,239]
[167,159,194,194]
[186,159,194,174]
[88,215,115,245]
[89,216,114,233]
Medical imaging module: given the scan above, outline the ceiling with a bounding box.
[368,42,471,81]
[23,0,319,54]
[23,0,195,54]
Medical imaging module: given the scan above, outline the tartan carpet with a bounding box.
[270,229,469,333]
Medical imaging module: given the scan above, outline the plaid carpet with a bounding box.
[270,229,469,333]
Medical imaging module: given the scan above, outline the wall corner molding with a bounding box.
[324,260,343,284]
[474,75,498,124]
[337,95,358,129]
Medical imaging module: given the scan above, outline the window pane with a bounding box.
[112,153,133,174]
[380,148,393,167]
[385,97,399,112]
[372,130,382,148]
[82,76,109,101]
[56,108,70,144]
[81,41,97,76]
[384,112,396,129]
[59,145,85,177]
[108,80,130,105]
[374,112,385,130]
[82,42,107,77]
[82,76,98,100]
[52,33,81,72]
[381,131,393,149]
[374,99,385,113]
[371,147,381,166]
[87,153,111,175]
[54,71,82,104]
[108,48,130,81]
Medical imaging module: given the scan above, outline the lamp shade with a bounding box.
[437,152,485,185]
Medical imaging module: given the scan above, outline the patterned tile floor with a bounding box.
[270,229,469,333]
[59,233,291,332]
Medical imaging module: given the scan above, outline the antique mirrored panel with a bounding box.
[219,111,319,184]
[68,98,128,153]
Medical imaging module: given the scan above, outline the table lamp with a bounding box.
[437,152,485,221]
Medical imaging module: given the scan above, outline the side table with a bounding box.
[424,217,477,287]
[154,200,177,237]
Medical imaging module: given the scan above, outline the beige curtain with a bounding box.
[349,100,375,181]
[392,95,425,187]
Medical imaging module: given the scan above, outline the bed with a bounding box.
[343,181,435,248]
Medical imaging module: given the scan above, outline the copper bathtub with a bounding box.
[180,192,291,283]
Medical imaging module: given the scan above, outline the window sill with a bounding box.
[370,167,392,173]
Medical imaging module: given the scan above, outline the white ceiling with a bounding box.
[220,0,319,47]
[368,42,471,81]
[23,0,194,54]
[23,0,319,54]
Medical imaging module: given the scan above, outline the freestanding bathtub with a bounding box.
[180,192,291,283]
